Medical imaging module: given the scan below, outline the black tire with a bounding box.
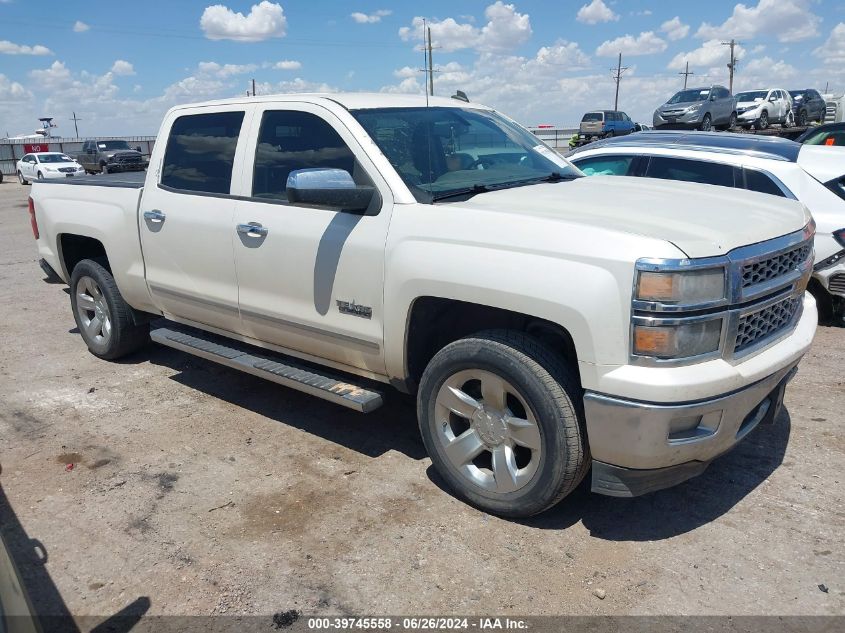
[70,259,149,360]
[605,130,614,138]
[36,171,43,181]
[798,109,808,127]
[699,114,712,131]
[17,171,29,185]
[101,163,109,174]
[757,110,769,130]
[417,330,589,518]
[728,111,737,129]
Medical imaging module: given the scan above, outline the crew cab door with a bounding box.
[139,107,251,331]
[230,103,391,375]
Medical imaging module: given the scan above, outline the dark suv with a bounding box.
[788,89,826,126]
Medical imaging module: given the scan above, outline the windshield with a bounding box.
[38,154,74,163]
[736,91,768,102]
[581,112,603,122]
[351,106,580,203]
[789,90,806,99]
[667,89,710,104]
[97,141,131,151]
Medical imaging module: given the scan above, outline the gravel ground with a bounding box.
[0,180,842,625]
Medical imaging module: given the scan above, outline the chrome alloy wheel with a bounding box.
[75,276,112,346]
[434,369,542,494]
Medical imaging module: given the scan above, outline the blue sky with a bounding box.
[1,0,844,136]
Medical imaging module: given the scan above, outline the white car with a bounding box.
[17,152,86,184]
[734,88,793,129]
[569,131,845,320]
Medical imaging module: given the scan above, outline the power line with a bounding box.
[611,53,629,111]
[679,61,694,89]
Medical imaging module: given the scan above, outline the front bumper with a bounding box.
[585,359,800,497]
[737,109,763,125]
[41,170,86,179]
[653,110,703,129]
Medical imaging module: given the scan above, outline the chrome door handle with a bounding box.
[143,210,166,223]
[237,222,268,237]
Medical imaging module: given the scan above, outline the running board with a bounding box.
[150,326,383,413]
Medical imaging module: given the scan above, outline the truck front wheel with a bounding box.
[70,259,149,359]
[417,330,588,518]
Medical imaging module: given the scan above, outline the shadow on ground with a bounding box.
[427,411,792,540]
[146,342,426,460]
[0,481,150,632]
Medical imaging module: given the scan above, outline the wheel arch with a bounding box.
[401,297,582,394]
[57,233,109,279]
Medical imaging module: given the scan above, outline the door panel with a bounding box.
[140,108,251,332]
[232,104,391,375]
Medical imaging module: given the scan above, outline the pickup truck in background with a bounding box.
[76,139,148,174]
[29,94,817,518]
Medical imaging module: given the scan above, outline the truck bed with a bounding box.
[35,170,146,189]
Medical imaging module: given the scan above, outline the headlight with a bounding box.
[686,103,702,113]
[636,268,726,306]
[633,318,723,359]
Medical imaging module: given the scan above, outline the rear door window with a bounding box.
[743,169,788,197]
[573,155,635,176]
[161,111,245,194]
[645,156,736,188]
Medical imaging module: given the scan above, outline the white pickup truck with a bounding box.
[30,94,817,517]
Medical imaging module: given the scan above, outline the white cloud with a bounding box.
[667,39,745,71]
[534,40,591,70]
[73,21,90,33]
[110,60,135,76]
[576,0,618,25]
[660,17,689,42]
[350,9,391,24]
[696,0,820,44]
[596,32,666,57]
[198,61,258,77]
[751,44,766,54]
[399,2,531,53]
[273,60,302,70]
[737,56,798,87]
[814,23,845,68]
[200,1,287,42]
[0,40,53,55]
[0,74,32,103]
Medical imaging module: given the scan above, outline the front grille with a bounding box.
[735,296,801,353]
[58,167,76,173]
[742,242,812,288]
[113,154,142,164]
[830,273,845,294]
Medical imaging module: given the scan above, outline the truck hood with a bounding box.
[452,176,811,258]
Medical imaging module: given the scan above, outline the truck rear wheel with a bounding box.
[70,259,149,359]
[417,330,588,518]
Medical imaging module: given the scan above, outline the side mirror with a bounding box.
[286,168,376,213]
[134,146,142,153]
[710,94,717,101]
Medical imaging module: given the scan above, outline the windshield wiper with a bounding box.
[431,183,491,202]
[538,171,580,183]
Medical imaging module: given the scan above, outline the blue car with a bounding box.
[578,110,635,141]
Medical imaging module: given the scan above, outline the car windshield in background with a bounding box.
[736,91,767,102]
[788,91,806,99]
[582,112,603,122]
[38,154,74,163]
[97,141,131,151]
[351,107,580,203]
[667,89,710,104]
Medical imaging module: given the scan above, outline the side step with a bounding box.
[150,326,383,413]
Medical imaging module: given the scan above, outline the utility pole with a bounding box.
[679,61,694,89]
[721,39,739,93]
[70,111,82,138]
[427,26,434,97]
[252,78,256,97]
[611,53,629,111]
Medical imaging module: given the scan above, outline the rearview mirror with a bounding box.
[286,168,376,214]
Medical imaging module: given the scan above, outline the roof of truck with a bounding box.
[171,92,491,112]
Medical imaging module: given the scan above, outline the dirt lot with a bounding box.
[0,179,842,625]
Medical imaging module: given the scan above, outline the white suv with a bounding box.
[734,88,793,129]
[569,131,845,320]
